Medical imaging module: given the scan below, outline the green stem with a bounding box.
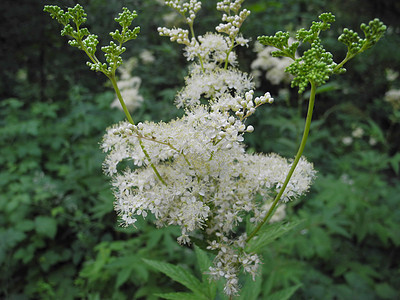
[189,23,205,73]
[109,74,135,124]
[334,46,366,73]
[246,81,317,243]
[224,37,235,70]
[138,139,168,186]
[333,52,354,73]
[109,74,167,186]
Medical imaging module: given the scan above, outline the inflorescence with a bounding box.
[258,12,386,93]
[45,1,386,296]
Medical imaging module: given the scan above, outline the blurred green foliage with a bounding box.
[1,0,399,299]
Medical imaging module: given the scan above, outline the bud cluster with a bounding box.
[216,0,245,13]
[287,39,336,93]
[258,12,386,94]
[44,4,140,77]
[165,0,201,24]
[338,18,386,56]
[157,27,191,45]
[233,90,274,119]
[216,8,250,38]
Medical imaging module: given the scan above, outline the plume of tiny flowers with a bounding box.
[102,0,315,296]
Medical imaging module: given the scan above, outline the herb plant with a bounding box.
[44,1,386,298]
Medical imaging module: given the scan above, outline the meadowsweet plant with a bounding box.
[43,4,140,120]
[44,1,386,298]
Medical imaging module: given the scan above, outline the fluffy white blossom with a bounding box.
[103,0,316,295]
[139,49,155,64]
[352,127,364,138]
[102,95,315,294]
[176,65,254,108]
[342,136,353,145]
[251,41,294,86]
[184,33,232,63]
[385,68,399,82]
[384,88,400,110]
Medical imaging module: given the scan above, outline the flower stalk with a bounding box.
[247,80,316,242]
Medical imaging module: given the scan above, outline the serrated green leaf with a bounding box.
[267,284,302,300]
[194,245,217,299]
[194,244,211,275]
[246,220,303,253]
[143,258,205,296]
[115,267,132,289]
[310,226,332,258]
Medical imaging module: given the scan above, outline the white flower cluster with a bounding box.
[176,63,254,108]
[207,233,261,295]
[251,41,294,86]
[102,0,316,295]
[139,49,155,64]
[385,68,398,82]
[184,33,234,63]
[384,88,400,110]
[111,58,143,112]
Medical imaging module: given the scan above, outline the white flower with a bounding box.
[385,68,399,82]
[102,1,317,296]
[369,137,378,146]
[342,136,353,145]
[384,89,400,110]
[251,41,294,86]
[176,66,254,108]
[139,49,155,64]
[352,127,364,138]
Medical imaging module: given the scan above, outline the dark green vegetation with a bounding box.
[1,0,399,299]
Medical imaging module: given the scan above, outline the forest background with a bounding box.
[1,0,400,299]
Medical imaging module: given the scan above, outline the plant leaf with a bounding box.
[115,266,131,289]
[194,244,211,276]
[34,216,57,239]
[267,284,302,300]
[246,220,304,253]
[143,258,205,296]
[194,244,217,299]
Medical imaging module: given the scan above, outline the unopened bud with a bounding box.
[246,125,254,133]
